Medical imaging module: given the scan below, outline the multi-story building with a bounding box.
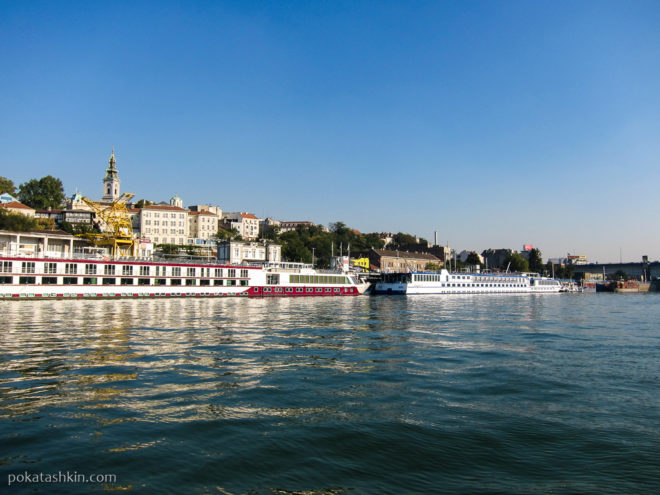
[134,204,189,245]
[220,212,260,240]
[216,240,281,264]
[188,210,219,242]
[278,221,316,233]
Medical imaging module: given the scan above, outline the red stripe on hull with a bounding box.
[245,286,359,296]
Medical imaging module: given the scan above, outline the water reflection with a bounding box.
[2,298,416,426]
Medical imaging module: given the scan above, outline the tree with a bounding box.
[0,209,37,231]
[503,252,529,272]
[134,199,155,209]
[35,217,56,230]
[329,221,349,236]
[392,233,417,249]
[528,248,544,273]
[215,227,239,241]
[0,176,16,195]
[465,252,481,266]
[280,230,312,263]
[425,262,441,271]
[545,261,575,280]
[157,244,180,255]
[262,225,280,241]
[18,176,66,210]
[60,221,100,236]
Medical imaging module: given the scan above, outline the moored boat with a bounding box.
[0,254,369,299]
[373,269,561,295]
[596,280,650,293]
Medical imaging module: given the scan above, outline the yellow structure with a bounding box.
[78,193,136,257]
[351,257,370,270]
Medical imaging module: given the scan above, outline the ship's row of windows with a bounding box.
[0,276,249,286]
[289,275,350,284]
[415,274,525,284]
[441,283,524,288]
[0,262,249,279]
[263,287,342,293]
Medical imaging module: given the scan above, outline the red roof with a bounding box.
[1,201,33,210]
[142,205,186,212]
[240,213,258,219]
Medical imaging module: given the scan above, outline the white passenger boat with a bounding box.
[0,254,370,299]
[373,269,561,295]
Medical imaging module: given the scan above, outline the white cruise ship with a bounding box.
[374,269,561,295]
[0,254,369,299]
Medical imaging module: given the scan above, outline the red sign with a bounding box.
[523,244,533,251]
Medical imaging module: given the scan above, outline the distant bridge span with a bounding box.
[570,261,660,280]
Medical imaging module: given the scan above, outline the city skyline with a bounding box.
[2,1,659,262]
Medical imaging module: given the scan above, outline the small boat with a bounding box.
[596,280,650,293]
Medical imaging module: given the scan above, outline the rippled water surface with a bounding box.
[1,294,659,493]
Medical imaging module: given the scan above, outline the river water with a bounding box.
[1,294,659,493]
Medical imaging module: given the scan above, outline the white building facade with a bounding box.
[221,212,260,240]
[135,205,189,245]
[188,210,220,242]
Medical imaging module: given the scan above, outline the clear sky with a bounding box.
[1,0,659,262]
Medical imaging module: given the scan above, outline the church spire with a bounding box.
[102,149,121,202]
[105,148,118,180]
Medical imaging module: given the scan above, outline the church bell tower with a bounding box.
[102,149,120,202]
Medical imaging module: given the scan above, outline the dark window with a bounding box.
[0,276,12,284]
[120,278,134,285]
[138,278,150,285]
[103,278,116,285]
[63,277,78,285]
[214,279,224,286]
[155,279,167,285]
[41,277,57,285]
[83,277,97,285]
[170,279,182,286]
[185,279,196,286]
[200,279,210,286]
[19,276,36,284]
[239,280,248,286]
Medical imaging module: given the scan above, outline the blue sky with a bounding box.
[1,0,659,262]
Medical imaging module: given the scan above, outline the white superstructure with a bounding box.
[374,269,561,295]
